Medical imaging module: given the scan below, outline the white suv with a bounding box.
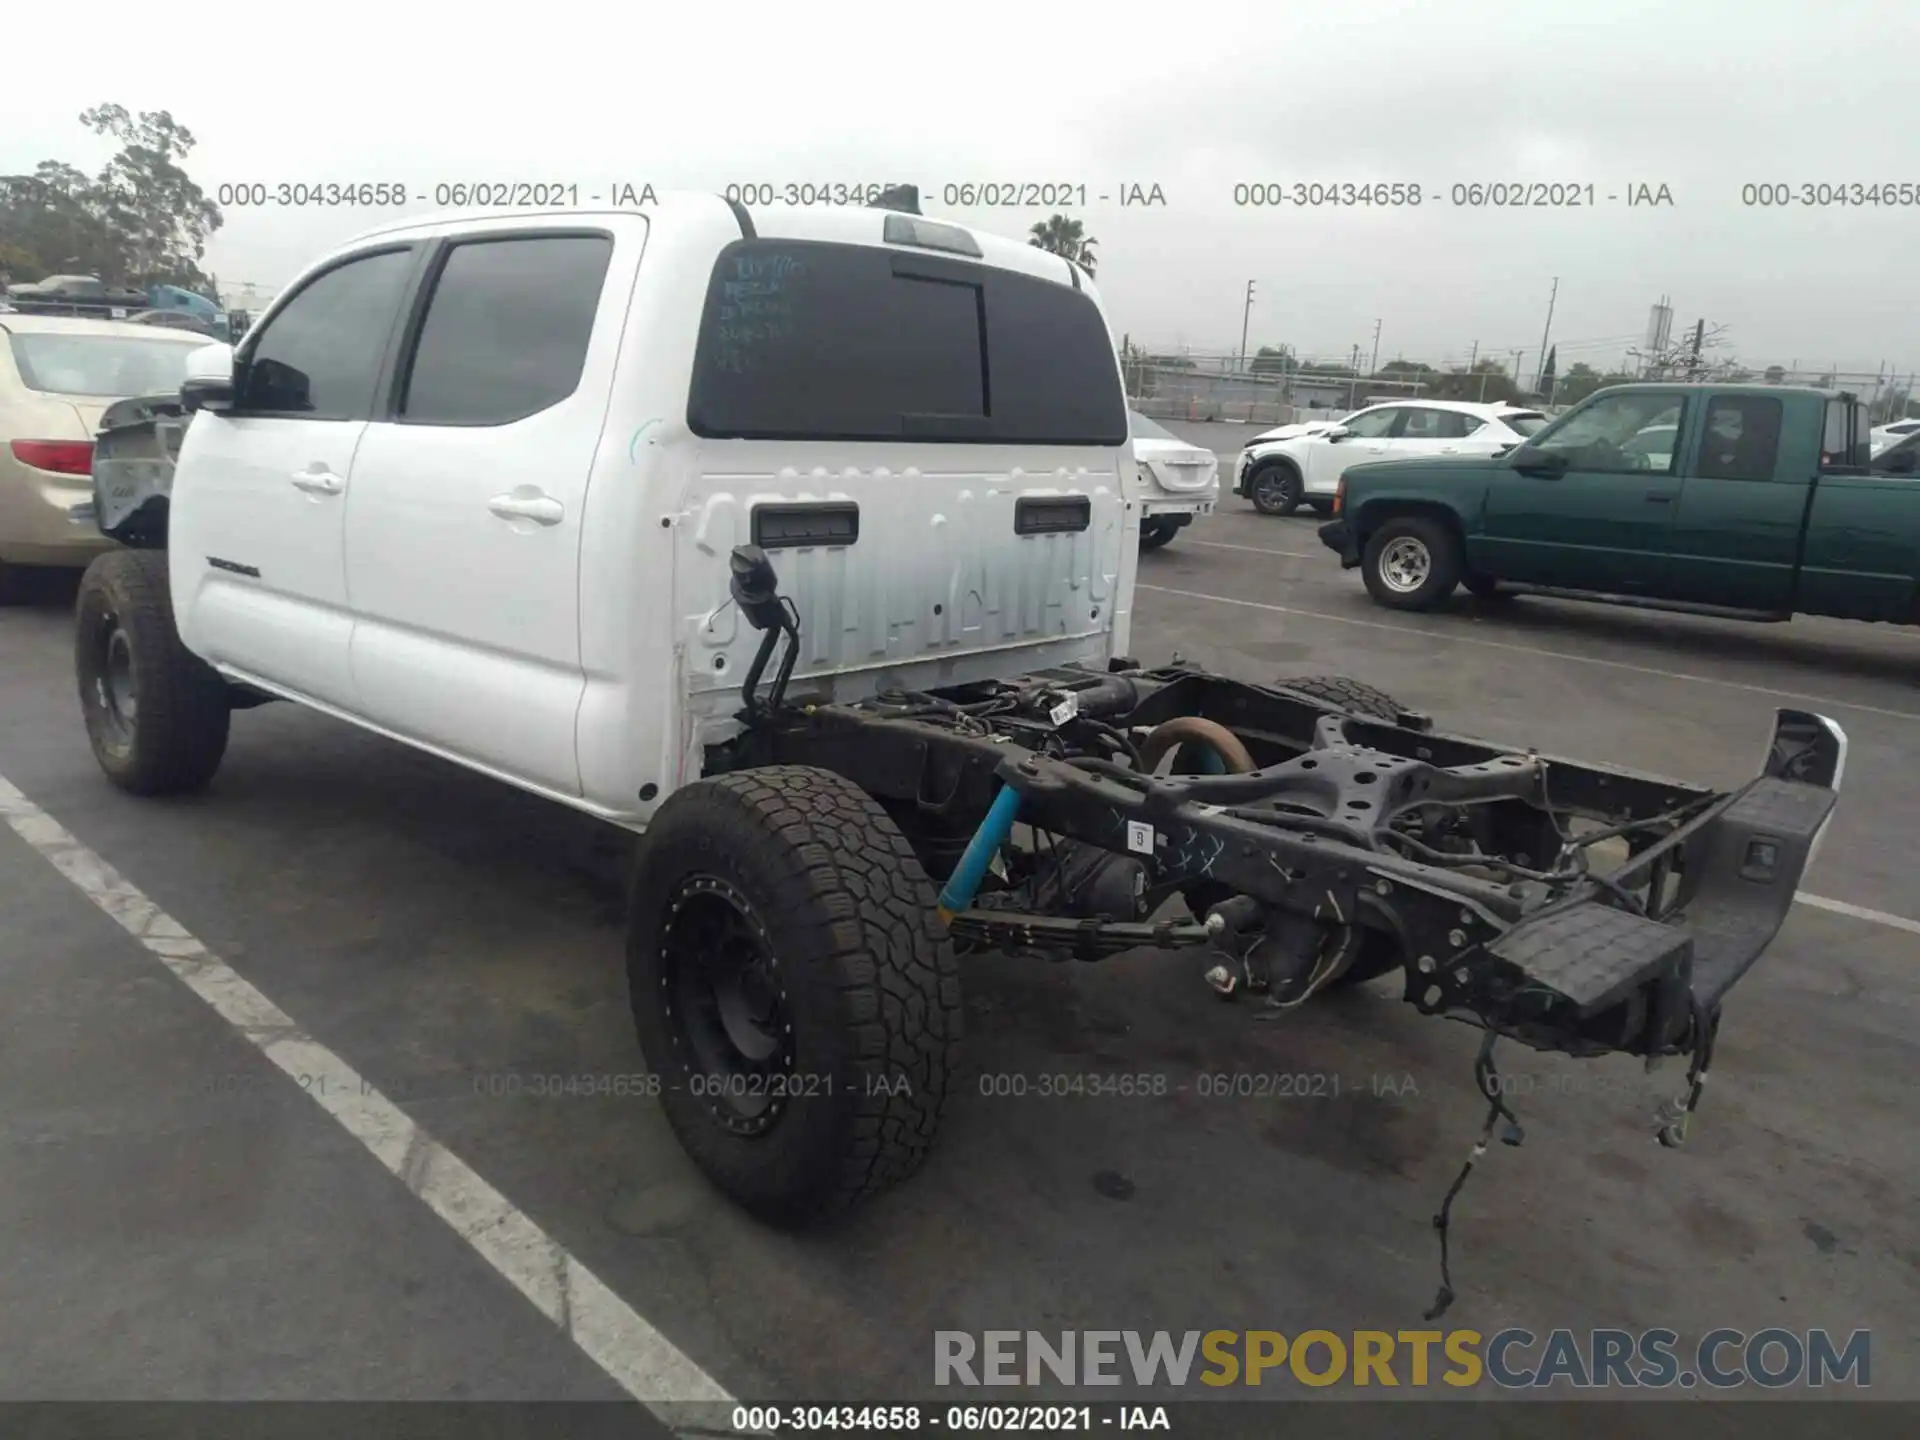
[1234,399,1547,516]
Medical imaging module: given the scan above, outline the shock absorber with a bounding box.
[936,784,1024,924]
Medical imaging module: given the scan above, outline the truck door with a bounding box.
[1663,392,1802,613]
[1478,388,1691,592]
[169,244,418,707]
[343,226,632,797]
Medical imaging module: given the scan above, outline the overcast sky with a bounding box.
[4,0,1913,376]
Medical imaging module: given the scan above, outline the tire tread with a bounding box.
[75,550,230,795]
[629,766,962,1218]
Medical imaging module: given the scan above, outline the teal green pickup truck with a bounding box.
[1317,384,1920,623]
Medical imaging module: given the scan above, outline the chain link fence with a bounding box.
[1124,347,1917,427]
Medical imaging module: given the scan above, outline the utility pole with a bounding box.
[1511,350,1526,392]
[1534,277,1558,391]
[1239,281,1255,371]
[1467,339,1478,371]
[1369,318,1382,377]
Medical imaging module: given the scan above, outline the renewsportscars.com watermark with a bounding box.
[934,1328,1871,1390]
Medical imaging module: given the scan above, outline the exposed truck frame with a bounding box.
[73,215,1846,1310]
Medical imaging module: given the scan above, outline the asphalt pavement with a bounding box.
[0,492,1915,1425]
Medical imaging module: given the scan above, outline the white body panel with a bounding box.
[170,414,363,705]
[167,197,1135,829]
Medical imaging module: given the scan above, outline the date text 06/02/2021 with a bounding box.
[213,181,661,208]
[728,1405,1171,1434]
[1228,181,1677,208]
[211,180,1171,209]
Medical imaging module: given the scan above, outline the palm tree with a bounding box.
[1028,213,1098,277]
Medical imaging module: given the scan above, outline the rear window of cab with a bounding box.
[687,239,1127,445]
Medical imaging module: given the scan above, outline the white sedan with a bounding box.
[1233,400,1547,516]
[1130,410,1219,550]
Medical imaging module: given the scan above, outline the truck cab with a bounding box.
[98,195,1137,823]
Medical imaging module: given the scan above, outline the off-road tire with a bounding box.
[75,549,231,795]
[627,766,963,1220]
[1276,673,1410,988]
[1248,461,1303,516]
[1139,517,1180,551]
[1360,514,1462,611]
[1276,674,1405,723]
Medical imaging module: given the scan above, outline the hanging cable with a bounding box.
[1424,1031,1525,1321]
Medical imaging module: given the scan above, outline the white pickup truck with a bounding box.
[74,194,1848,1261]
[76,193,1141,1213]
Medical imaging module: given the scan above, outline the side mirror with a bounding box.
[1323,425,1353,443]
[1510,447,1569,477]
[180,341,237,414]
[1882,449,1917,475]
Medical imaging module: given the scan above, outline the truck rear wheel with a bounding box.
[1276,673,1404,723]
[74,549,231,796]
[1360,516,1462,611]
[627,766,963,1220]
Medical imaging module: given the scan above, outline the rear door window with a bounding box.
[1693,395,1784,481]
[687,239,1125,444]
[1401,408,1478,440]
[399,233,614,425]
[237,247,415,419]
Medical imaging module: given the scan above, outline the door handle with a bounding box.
[290,468,344,496]
[1645,491,1676,504]
[488,491,565,526]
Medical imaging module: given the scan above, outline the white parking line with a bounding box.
[1181,538,1319,560]
[0,772,734,1420]
[1793,892,1920,936]
[1138,582,1920,725]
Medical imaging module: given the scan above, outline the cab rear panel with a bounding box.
[576,204,1136,820]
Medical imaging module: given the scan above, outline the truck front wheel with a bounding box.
[1360,516,1463,611]
[627,766,964,1220]
[74,549,231,795]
